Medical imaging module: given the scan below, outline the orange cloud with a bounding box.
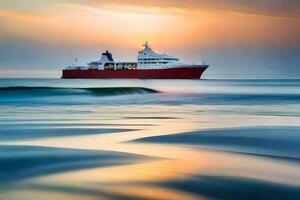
[0,8,43,22]
[83,0,300,19]
[0,2,299,51]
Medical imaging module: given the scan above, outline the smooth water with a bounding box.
[0,78,300,200]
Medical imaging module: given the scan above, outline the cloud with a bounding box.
[0,1,299,50]
[0,8,43,22]
[58,2,186,18]
[82,0,300,19]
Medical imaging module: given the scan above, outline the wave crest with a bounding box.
[0,86,159,97]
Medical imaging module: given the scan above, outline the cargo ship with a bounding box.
[62,42,209,79]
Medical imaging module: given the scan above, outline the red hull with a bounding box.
[62,67,208,79]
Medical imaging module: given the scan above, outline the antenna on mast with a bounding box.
[202,53,205,65]
[142,40,150,49]
[75,58,78,66]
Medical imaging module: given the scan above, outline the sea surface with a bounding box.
[0,78,300,200]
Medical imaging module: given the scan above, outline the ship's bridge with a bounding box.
[137,42,182,69]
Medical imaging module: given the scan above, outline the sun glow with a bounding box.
[0,1,299,53]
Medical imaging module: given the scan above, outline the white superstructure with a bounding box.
[137,42,183,69]
[65,42,206,70]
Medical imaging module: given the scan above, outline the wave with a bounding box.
[134,126,300,161]
[0,145,145,183]
[1,81,299,106]
[191,93,300,105]
[0,86,159,97]
[1,86,299,106]
[157,175,300,200]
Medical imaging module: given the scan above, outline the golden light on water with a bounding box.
[1,103,300,200]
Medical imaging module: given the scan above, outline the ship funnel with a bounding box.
[99,51,114,63]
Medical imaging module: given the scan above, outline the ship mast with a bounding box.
[75,58,78,67]
[143,41,150,50]
[202,53,205,65]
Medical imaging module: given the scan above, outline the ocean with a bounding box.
[0,78,300,200]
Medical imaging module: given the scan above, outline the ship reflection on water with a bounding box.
[1,79,300,200]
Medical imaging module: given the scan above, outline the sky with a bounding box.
[0,0,299,78]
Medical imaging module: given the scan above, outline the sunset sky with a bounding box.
[0,0,299,78]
